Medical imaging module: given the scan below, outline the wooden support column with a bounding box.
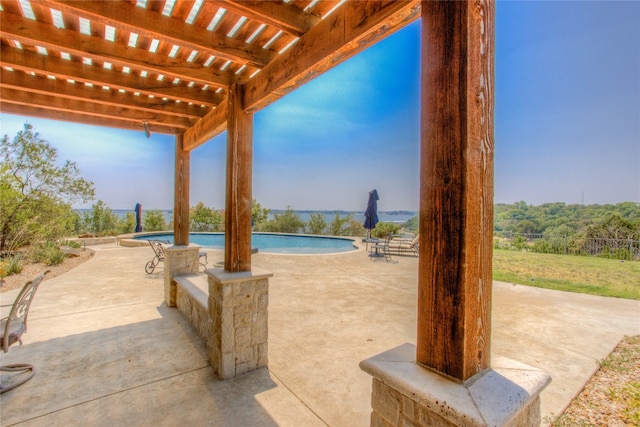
[363,5,547,425]
[224,83,253,272]
[417,0,494,381]
[174,133,190,246]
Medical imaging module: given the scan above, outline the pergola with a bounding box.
[0,1,549,425]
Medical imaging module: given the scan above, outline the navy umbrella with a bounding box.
[363,189,379,239]
[135,203,142,232]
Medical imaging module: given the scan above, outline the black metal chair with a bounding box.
[0,270,49,394]
[145,239,170,274]
[145,239,207,274]
[369,235,392,262]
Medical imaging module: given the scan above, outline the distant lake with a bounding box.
[94,209,417,225]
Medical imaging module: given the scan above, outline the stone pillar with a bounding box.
[207,267,272,380]
[360,344,551,427]
[164,245,201,307]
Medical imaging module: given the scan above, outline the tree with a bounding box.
[117,212,137,234]
[144,209,167,231]
[251,199,270,227]
[190,202,224,232]
[403,215,419,233]
[0,123,95,251]
[307,213,327,235]
[256,206,305,233]
[514,219,539,234]
[329,213,352,236]
[586,214,638,241]
[84,200,119,235]
[345,218,366,237]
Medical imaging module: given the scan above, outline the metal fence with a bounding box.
[494,232,640,261]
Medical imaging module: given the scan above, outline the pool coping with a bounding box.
[117,231,361,255]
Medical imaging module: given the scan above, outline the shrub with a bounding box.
[3,254,25,276]
[32,241,67,266]
[256,207,305,233]
[144,209,168,232]
[61,240,81,249]
[43,246,66,266]
[307,213,327,235]
[329,213,352,236]
[117,212,138,234]
[190,202,224,232]
[345,218,365,237]
[83,200,119,236]
[372,222,401,239]
[403,215,418,233]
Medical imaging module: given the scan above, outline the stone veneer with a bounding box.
[360,343,551,427]
[175,275,211,348]
[173,265,272,380]
[164,246,201,307]
[207,268,272,379]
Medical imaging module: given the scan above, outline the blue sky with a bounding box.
[1,1,638,211]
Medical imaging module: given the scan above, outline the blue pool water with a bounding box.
[134,233,356,254]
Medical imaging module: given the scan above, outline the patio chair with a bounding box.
[0,270,49,394]
[145,239,169,273]
[145,240,208,274]
[369,235,392,262]
[386,234,419,256]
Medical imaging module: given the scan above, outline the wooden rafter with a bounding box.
[40,0,276,69]
[215,0,320,37]
[184,0,420,149]
[0,46,219,106]
[0,11,232,88]
[0,0,420,139]
[0,69,208,120]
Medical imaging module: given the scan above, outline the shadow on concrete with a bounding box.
[0,303,281,427]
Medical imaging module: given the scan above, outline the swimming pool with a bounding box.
[133,232,356,254]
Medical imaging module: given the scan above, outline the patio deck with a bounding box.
[1,242,638,426]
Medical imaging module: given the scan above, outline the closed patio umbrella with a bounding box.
[363,189,379,239]
[135,203,142,232]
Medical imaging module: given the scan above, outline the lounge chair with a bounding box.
[385,234,419,256]
[1,271,49,393]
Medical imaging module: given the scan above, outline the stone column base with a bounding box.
[360,343,551,427]
[207,267,273,380]
[164,245,201,307]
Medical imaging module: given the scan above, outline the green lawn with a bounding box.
[493,249,640,300]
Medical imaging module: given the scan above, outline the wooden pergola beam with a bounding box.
[43,0,276,69]
[216,0,320,37]
[0,11,231,89]
[0,69,208,120]
[182,102,228,151]
[0,87,194,129]
[242,0,421,112]
[0,46,220,106]
[0,102,182,134]
[182,1,420,154]
[417,0,494,381]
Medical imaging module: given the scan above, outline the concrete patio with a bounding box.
[1,242,638,426]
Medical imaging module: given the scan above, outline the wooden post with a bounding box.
[224,83,253,272]
[174,133,190,246]
[417,0,494,381]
